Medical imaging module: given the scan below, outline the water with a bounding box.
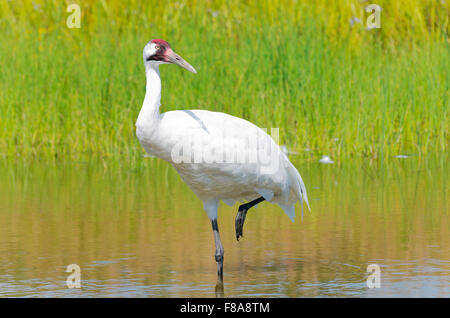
[0,157,448,297]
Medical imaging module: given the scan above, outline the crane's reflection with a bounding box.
[215,278,224,298]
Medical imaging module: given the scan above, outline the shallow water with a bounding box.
[0,157,448,297]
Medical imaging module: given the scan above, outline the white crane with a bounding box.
[136,39,309,282]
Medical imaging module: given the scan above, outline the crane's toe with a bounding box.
[235,197,265,241]
[235,208,248,241]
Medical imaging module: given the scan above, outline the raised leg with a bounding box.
[235,196,265,241]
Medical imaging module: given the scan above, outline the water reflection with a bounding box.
[0,157,448,297]
[215,280,224,298]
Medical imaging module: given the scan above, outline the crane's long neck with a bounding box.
[136,64,161,128]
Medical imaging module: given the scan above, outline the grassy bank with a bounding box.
[0,0,448,163]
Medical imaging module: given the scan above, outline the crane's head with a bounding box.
[143,39,197,74]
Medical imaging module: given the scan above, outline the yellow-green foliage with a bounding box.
[0,1,448,162]
[2,1,449,42]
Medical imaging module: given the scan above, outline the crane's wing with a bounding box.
[155,109,309,221]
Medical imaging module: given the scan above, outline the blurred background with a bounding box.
[0,0,448,161]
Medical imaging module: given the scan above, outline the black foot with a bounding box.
[235,208,248,241]
[234,197,265,241]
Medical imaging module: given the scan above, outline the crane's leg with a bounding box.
[235,196,265,241]
[203,200,224,282]
[211,219,224,280]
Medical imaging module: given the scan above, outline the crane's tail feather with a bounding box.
[278,203,296,223]
[269,158,310,223]
[286,159,310,211]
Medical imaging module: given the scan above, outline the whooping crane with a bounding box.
[136,39,309,283]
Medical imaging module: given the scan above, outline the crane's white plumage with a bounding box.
[136,39,309,281]
[138,107,309,221]
[136,40,309,222]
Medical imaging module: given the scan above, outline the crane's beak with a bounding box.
[166,49,197,74]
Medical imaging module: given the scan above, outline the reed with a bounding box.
[0,0,448,163]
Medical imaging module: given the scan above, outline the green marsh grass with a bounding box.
[0,0,448,164]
